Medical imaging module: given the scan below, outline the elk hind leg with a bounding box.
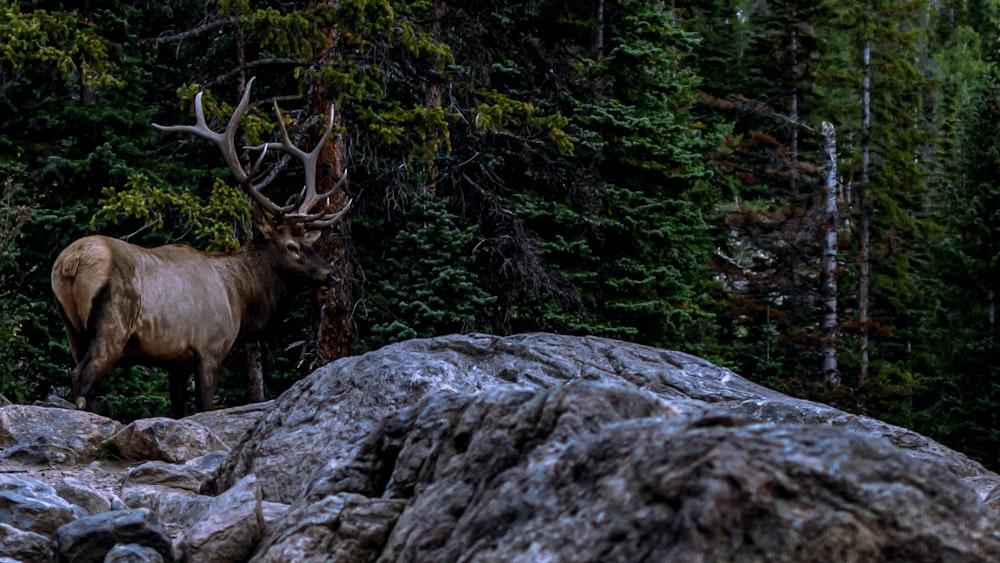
[72,339,122,412]
[167,370,189,419]
[193,356,221,414]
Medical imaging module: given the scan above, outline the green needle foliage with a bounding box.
[358,194,495,349]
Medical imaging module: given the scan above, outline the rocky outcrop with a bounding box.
[2,333,1000,562]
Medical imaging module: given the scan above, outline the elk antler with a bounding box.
[248,99,352,226]
[152,77,351,227]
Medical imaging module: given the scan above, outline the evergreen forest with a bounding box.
[2,0,1000,471]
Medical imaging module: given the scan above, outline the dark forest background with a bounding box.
[2,0,999,470]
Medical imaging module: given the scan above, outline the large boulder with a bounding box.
[214,333,995,503]
[1,333,999,562]
[256,382,1000,562]
[106,418,229,463]
[51,508,175,563]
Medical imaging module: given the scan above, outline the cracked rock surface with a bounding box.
[2,333,1000,562]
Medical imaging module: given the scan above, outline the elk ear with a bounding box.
[302,229,322,245]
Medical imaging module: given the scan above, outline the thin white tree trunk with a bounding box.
[790,26,799,195]
[591,0,605,59]
[990,289,996,429]
[858,37,872,388]
[821,121,840,386]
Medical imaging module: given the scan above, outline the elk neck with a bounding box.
[228,239,301,340]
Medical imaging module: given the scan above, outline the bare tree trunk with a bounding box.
[316,117,354,364]
[312,101,354,364]
[990,289,996,429]
[298,0,354,365]
[245,344,265,401]
[789,27,799,195]
[820,121,840,387]
[78,2,95,105]
[234,17,265,401]
[788,25,801,303]
[858,37,872,388]
[424,0,446,194]
[591,0,604,60]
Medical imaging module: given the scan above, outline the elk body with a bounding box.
[51,78,350,417]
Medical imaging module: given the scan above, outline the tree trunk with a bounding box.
[591,0,604,60]
[820,121,840,387]
[858,37,872,388]
[424,0,446,193]
[789,26,799,195]
[990,288,996,429]
[311,99,354,364]
[245,343,265,401]
[302,0,355,365]
[234,17,266,400]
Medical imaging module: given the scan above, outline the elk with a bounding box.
[51,78,351,418]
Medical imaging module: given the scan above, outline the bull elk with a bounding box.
[51,77,351,418]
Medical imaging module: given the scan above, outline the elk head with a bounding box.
[152,76,352,263]
[254,210,342,287]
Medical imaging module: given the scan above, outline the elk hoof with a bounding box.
[75,397,87,410]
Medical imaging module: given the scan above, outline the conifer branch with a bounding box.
[151,17,238,48]
[204,59,303,88]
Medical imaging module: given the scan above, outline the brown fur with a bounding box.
[51,226,335,418]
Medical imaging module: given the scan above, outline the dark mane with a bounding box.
[236,239,294,342]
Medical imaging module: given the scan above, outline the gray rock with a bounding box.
[0,521,54,562]
[214,333,991,505]
[185,402,271,449]
[2,333,999,563]
[56,477,112,516]
[184,450,227,477]
[250,493,405,563]
[33,395,76,410]
[0,405,122,464]
[103,543,165,563]
[122,461,210,493]
[0,473,79,535]
[118,484,211,539]
[117,453,229,539]
[727,397,991,477]
[260,500,289,528]
[266,381,1000,562]
[51,508,174,563]
[104,418,228,463]
[180,475,262,563]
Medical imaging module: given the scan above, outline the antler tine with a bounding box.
[309,198,354,227]
[310,167,349,205]
[152,77,287,217]
[282,198,354,228]
[247,100,339,219]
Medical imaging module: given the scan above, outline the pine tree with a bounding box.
[912,68,1000,466]
[819,0,934,394]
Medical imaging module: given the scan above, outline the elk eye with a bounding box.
[286,242,299,253]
